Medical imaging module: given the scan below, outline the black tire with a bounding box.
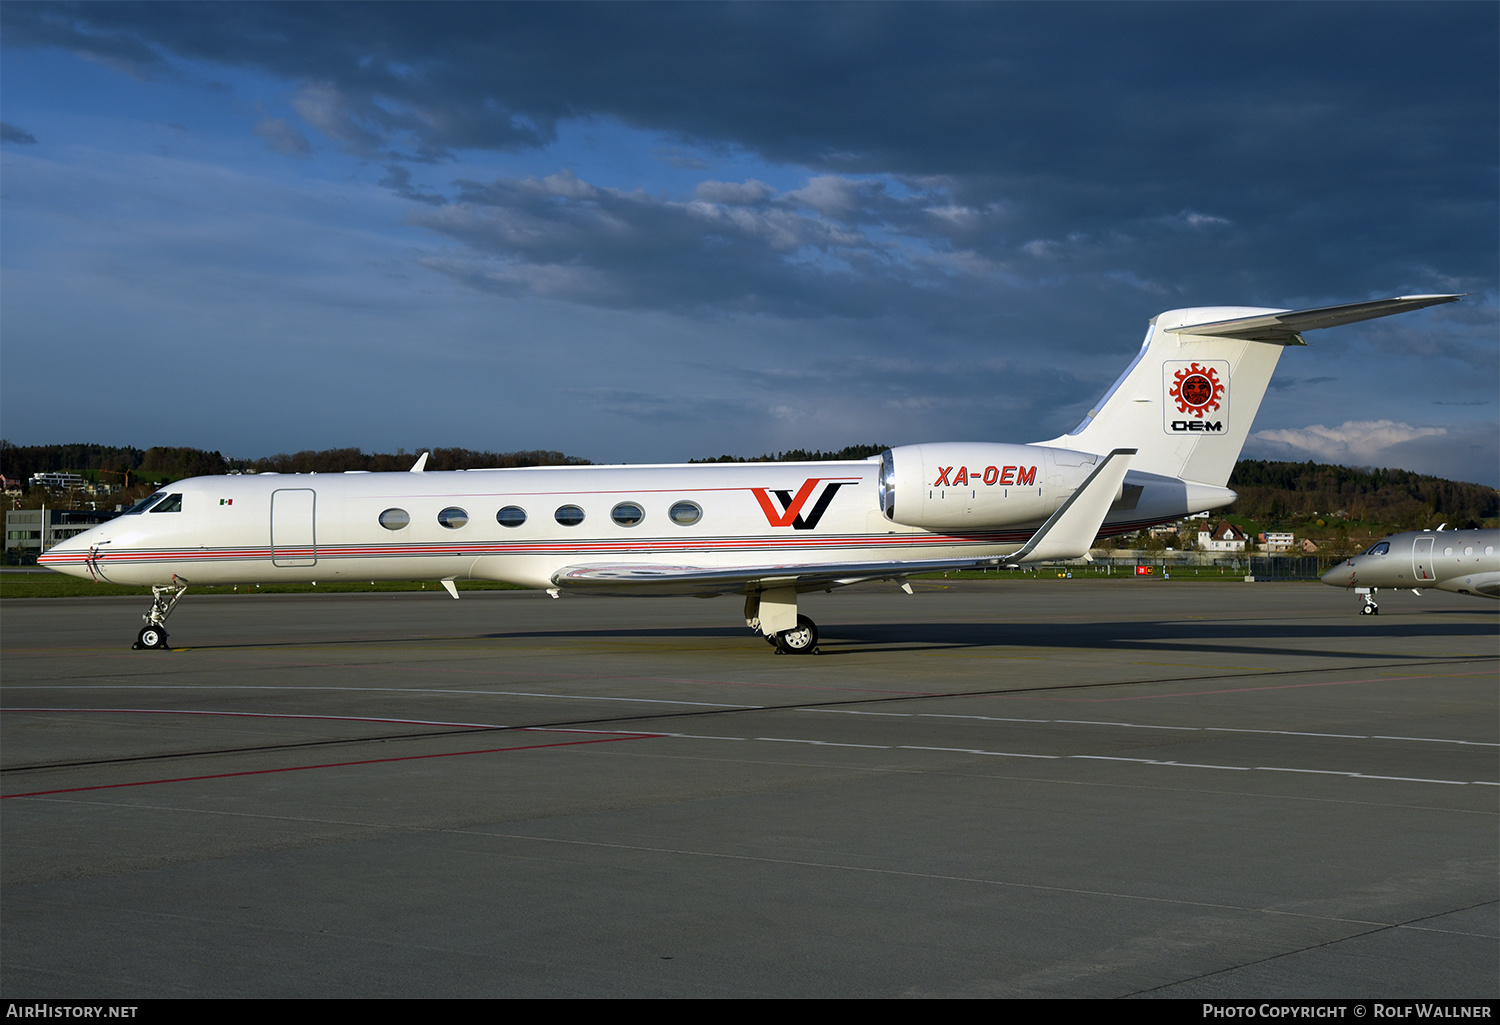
[137,626,166,649]
[774,615,818,655]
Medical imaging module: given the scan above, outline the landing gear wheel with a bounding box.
[134,626,168,650]
[774,615,819,655]
[1360,604,1379,616]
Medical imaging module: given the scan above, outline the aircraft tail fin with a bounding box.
[1040,295,1461,487]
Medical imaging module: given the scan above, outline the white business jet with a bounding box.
[40,295,1460,653]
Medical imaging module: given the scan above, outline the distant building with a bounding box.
[1198,521,1248,552]
[5,508,116,561]
[29,472,86,492]
[1261,531,1297,553]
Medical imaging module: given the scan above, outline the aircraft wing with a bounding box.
[553,448,1137,595]
[1177,294,1462,344]
[551,554,1015,596]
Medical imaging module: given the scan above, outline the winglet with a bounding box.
[1008,448,1136,565]
[440,577,459,599]
[410,452,429,473]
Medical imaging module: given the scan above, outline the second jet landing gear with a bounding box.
[745,587,820,655]
[133,583,187,649]
[1355,587,1379,615]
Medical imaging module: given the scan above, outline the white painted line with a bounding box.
[1372,735,1500,747]
[901,746,1060,759]
[756,738,890,749]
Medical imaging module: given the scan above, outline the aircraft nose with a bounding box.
[35,525,101,577]
[1320,559,1355,587]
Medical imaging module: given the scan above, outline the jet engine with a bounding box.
[878,443,1110,530]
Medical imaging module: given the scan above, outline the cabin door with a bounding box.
[271,489,317,567]
[1412,536,1435,582]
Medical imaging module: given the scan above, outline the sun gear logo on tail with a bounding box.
[750,479,850,530]
[1164,360,1229,434]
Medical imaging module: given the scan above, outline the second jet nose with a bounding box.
[1320,559,1357,587]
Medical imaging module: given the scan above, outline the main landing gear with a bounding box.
[745,588,820,655]
[771,615,820,655]
[133,583,186,649]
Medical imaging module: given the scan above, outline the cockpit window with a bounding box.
[122,493,168,515]
[149,494,183,513]
[1361,541,1390,556]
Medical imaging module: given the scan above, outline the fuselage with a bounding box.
[38,453,1222,593]
[1320,529,1499,599]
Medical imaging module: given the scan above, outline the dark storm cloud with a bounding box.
[410,168,986,319]
[7,3,1494,356]
[9,2,1493,305]
[1,122,38,145]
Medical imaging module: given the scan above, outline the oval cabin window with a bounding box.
[555,505,585,527]
[379,508,410,530]
[496,506,527,528]
[437,507,469,529]
[611,502,645,527]
[669,501,702,526]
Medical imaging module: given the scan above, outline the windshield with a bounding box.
[121,493,168,515]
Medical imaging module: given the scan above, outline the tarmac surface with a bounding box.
[2,579,1496,998]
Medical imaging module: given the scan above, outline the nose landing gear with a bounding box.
[133,583,187,649]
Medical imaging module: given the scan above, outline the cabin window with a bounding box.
[611,502,645,527]
[1464,546,1474,556]
[379,508,410,530]
[1444,546,1453,557]
[496,506,527,528]
[669,501,702,526]
[555,505,585,527]
[150,494,183,513]
[437,507,469,529]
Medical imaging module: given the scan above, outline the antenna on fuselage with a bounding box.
[410,452,429,473]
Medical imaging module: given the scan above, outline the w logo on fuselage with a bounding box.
[750,479,850,530]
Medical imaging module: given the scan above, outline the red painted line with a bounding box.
[2,732,662,799]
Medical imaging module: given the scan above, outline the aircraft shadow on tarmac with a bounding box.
[175,614,1497,663]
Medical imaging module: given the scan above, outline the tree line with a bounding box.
[1227,459,1497,529]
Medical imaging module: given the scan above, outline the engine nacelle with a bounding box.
[878,443,1106,530]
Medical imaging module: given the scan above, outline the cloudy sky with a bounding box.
[2,3,1496,484]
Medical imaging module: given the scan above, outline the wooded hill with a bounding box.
[1227,459,1497,530]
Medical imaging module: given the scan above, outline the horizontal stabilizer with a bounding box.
[1007,448,1136,565]
[1178,294,1462,344]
